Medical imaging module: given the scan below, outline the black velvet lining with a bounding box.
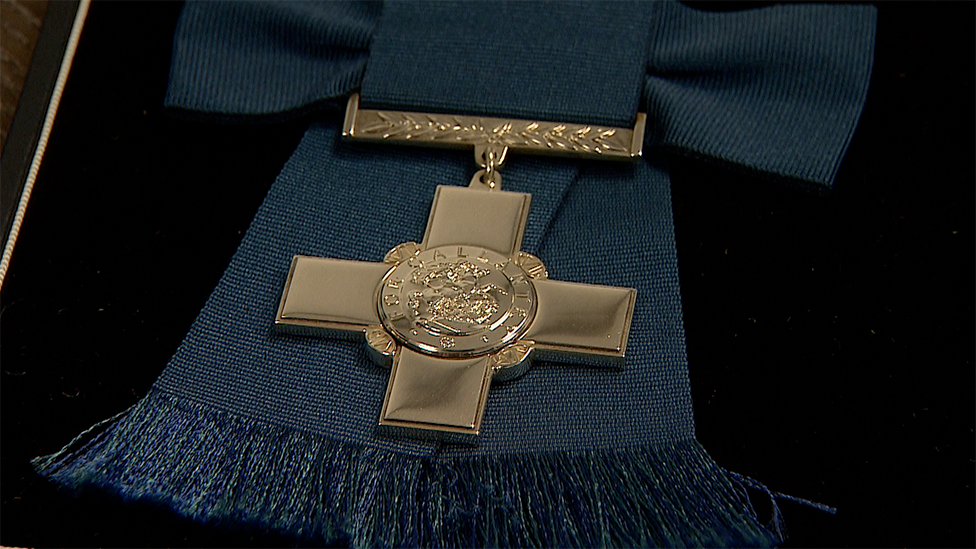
[1,2,972,547]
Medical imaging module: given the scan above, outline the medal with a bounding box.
[274,94,645,441]
[25,2,879,545]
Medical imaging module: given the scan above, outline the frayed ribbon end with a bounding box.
[34,389,808,547]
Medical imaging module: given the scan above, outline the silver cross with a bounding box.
[273,95,641,443]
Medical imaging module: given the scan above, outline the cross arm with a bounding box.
[275,256,391,338]
[379,347,493,441]
[422,185,531,257]
[523,279,637,366]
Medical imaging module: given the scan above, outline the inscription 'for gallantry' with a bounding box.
[379,246,535,356]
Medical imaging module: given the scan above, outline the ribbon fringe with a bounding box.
[34,390,784,547]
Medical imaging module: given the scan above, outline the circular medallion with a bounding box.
[377,245,536,357]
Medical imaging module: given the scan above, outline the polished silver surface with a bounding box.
[383,241,420,264]
[517,251,548,280]
[422,185,530,256]
[276,129,639,441]
[344,93,645,160]
[378,245,537,357]
[489,341,534,382]
[275,256,390,335]
[475,143,509,170]
[474,144,508,190]
[469,168,502,191]
[524,279,637,366]
[365,324,396,368]
[379,347,492,441]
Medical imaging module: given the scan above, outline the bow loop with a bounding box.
[644,3,876,186]
[165,1,379,117]
[165,1,875,187]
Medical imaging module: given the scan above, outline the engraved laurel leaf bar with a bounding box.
[344,93,645,160]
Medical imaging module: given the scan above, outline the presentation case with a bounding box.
[1,2,972,547]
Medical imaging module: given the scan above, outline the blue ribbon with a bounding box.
[37,1,876,545]
[157,0,875,452]
[166,1,875,187]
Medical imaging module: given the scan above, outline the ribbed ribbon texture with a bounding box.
[37,1,876,546]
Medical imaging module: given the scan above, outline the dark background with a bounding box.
[1,2,972,547]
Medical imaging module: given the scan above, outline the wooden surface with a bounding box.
[0,0,49,154]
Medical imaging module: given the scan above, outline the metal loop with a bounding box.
[474,144,509,171]
[469,168,502,190]
[472,144,507,191]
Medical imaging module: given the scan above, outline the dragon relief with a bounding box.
[377,244,537,356]
[408,259,508,334]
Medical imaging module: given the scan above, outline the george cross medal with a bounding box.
[274,94,643,442]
